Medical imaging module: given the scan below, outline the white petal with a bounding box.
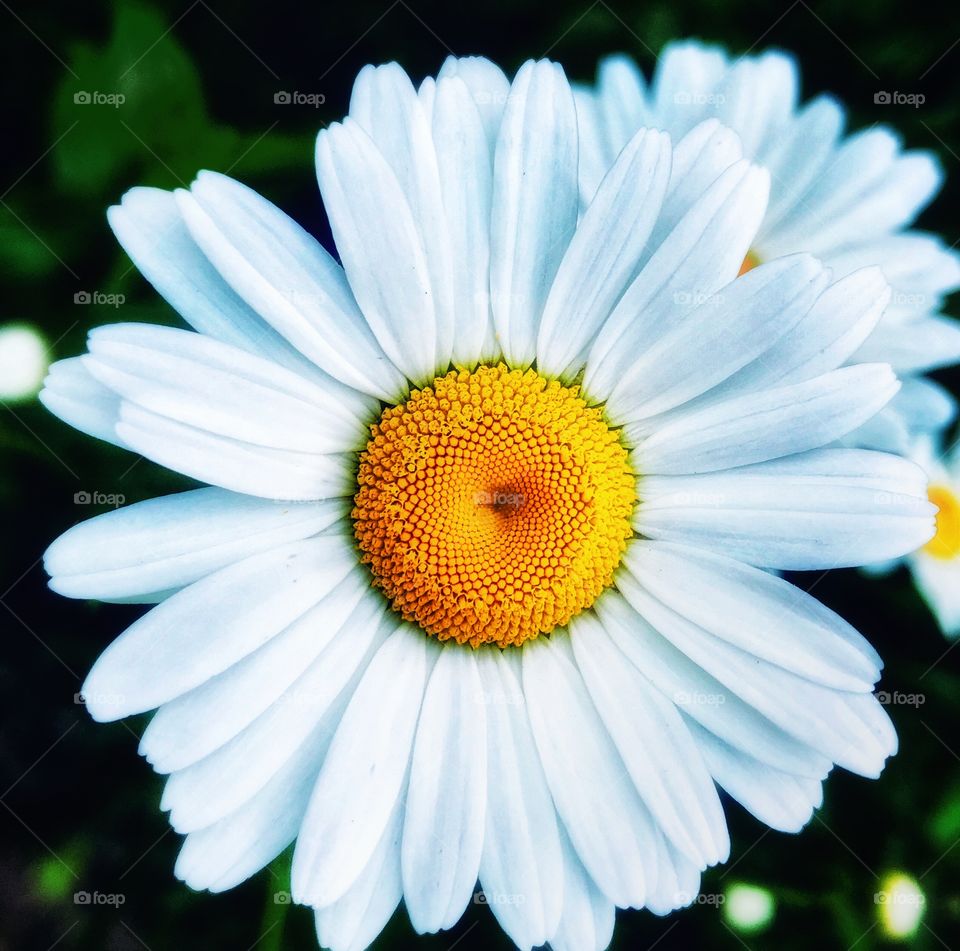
[315,118,439,386]
[911,551,960,637]
[522,635,654,908]
[855,314,960,375]
[39,357,125,448]
[107,186,330,380]
[314,802,404,951]
[81,536,355,721]
[595,54,650,162]
[636,448,936,569]
[436,56,511,154]
[686,718,826,833]
[45,487,344,601]
[349,63,456,369]
[614,563,896,777]
[174,700,340,893]
[584,158,769,401]
[536,127,671,379]
[116,401,353,501]
[140,572,372,772]
[605,254,828,424]
[477,648,563,950]
[490,60,578,367]
[163,598,387,833]
[431,75,495,366]
[569,612,729,866]
[84,323,374,453]
[175,171,405,401]
[624,541,881,691]
[634,364,899,473]
[548,829,616,951]
[402,645,487,933]
[292,625,436,907]
[595,590,831,778]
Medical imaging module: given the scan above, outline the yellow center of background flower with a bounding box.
[924,485,960,560]
[353,365,636,647]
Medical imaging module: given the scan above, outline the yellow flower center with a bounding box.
[739,250,761,276]
[925,485,960,560]
[352,365,636,647]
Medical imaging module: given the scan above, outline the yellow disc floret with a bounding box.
[353,365,636,647]
[925,485,960,560]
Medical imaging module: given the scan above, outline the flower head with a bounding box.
[43,56,935,951]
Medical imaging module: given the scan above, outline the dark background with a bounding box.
[3,0,960,948]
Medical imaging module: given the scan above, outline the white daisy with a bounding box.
[578,40,960,454]
[43,56,935,951]
[868,434,960,638]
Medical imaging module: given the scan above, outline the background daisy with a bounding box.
[578,40,960,455]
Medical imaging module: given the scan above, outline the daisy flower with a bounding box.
[866,434,960,638]
[577,40,960,453]
[43,57,935,951]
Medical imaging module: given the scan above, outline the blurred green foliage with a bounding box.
[2,0,960,948]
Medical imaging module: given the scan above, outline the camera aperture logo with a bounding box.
[274,90,326,108]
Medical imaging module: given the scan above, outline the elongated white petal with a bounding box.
[316,119,439,386]
[163,598,386,832]
[548,830,616,951]
[625,541,881,691]
[116,401,353,501]
[175,171,405,401]
[39,357,125,447]
[584,159,769,401]
[84,323,374,453]
[606,254,828,424]
[595,590,831,778]
[490,59,578,367]
[537,127,671,379]
[686,718,826,833]
[140,571,372,772]
[82,536,354,720]
[477,649,562,950]
[636,449,935,569]
[402,645,486,933]
[431,75,495,366]
[522,635,654,908]
[314,802,404,951]
[634,365,899,473]
[570,614,729,866]
[350,63,456,370]
[615,562,897,777]
[45,487,344,601]
[436,56,511,154]
[292,625,436,907]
